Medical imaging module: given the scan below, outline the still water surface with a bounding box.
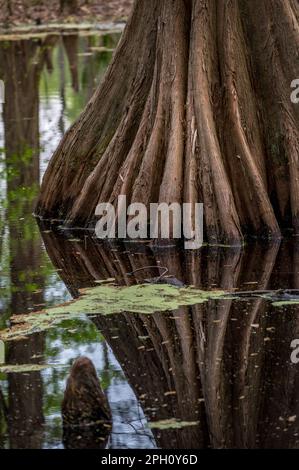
[0,30,299,449]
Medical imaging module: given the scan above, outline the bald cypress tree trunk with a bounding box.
[36,0,299,244]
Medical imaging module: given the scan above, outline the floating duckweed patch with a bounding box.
[0,284,225,342]
[148,419,199,430]
[272,300,299,307]
[0,363,50,373]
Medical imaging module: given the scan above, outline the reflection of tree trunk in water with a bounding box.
[0,386,7,448]
[6,334,45,449]
[58,41,66,136]
[257,243,299,448]
[40,232,207,448]
[39,226,299,448]
[0,37,56,449]
[83,36,101,101]
[63,35,79,93]
[1,40,41,312]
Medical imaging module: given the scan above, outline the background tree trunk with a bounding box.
[36,0,299,244]
[60,0,78,15]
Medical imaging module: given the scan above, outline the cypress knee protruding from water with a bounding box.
[62,357,112,449]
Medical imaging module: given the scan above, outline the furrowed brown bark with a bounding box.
[36,0,299,244]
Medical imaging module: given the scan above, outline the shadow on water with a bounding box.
[0,31,299,449]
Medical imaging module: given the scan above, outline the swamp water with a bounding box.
[0,30,299,449]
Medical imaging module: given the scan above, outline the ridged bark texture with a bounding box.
[36,0,299,244]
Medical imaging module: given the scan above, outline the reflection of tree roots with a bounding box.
[40,227,299,448]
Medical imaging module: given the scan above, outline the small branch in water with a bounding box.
[126,266,169,283]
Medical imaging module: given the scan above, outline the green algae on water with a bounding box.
[148,418,199,430]
[0,363,50,373]
[272,300,299,307]
[0,283,225,342]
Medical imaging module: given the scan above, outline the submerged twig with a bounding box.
[126,266,169,284]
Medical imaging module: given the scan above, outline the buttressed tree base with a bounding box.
[36,0,299,245]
